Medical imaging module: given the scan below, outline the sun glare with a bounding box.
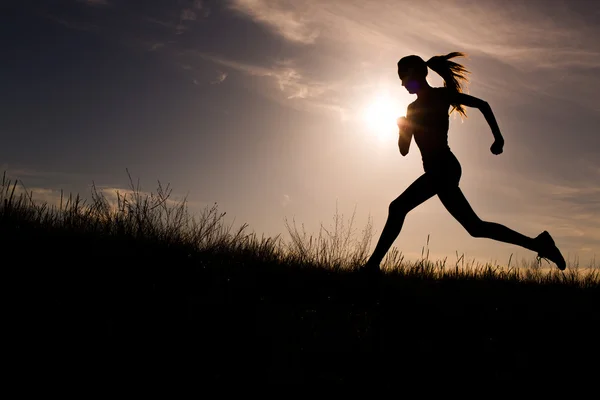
[362,93,406,140]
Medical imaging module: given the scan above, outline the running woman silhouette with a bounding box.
[361,52,566,275]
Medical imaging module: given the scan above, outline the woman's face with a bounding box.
[403,78,420,94]
[399,67,420,94]
[400,74,420,94]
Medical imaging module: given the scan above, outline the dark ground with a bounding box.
[5,225,600,388]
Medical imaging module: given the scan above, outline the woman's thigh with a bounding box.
[390,173,438,214]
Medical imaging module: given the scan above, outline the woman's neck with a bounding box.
[416,83,434,98]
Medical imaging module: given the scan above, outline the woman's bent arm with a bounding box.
[449,92,503,142]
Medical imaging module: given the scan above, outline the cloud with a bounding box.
[228,0,320,44]
[93,186,210,216]
[189,71,227,86]
[197,53,327,97]
[282,194,291,207]
[3,182,209,221]
[5,184,70,208]
[195,52,349,118]
[211,71,228,84]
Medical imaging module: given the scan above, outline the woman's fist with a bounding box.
[490,138,504,155]
[397,116,409,132]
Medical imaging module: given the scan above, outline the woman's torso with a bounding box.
[408,87,453,171]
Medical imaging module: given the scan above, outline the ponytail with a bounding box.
[426,52,470,118]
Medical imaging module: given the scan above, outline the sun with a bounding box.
[362,93,406,140]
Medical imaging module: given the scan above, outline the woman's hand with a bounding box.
[490,137,504,155]
[397,116,409,133]
[396,117,410,135]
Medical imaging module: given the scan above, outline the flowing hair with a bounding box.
[426,52,470,118]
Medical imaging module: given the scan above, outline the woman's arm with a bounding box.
[448,92,504,154]
[398,106,413,156]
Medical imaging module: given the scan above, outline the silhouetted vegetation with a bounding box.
[3,171,598,386]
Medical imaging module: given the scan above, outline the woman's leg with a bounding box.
[366,174,438,267]
[437,185,539,252]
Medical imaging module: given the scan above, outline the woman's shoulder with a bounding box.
[434,87,452,104]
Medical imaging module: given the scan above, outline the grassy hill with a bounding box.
[3,172,598,387]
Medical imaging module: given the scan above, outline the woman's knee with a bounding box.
[389,198,408,216]
[465,220,487,238]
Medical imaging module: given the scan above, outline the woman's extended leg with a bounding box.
[437,186,538,251]
[366,174,438,267]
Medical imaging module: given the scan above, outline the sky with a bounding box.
[2,0,600,267]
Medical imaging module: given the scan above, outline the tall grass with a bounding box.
[283,202,373,269]
[1,171,598,288]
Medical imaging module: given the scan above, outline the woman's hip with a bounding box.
[423,152,462,186]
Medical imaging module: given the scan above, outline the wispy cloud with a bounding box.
[4,183,209,217]
[228,0,320,44]
[189,70,227,86]
[195,52,348,118]
[8,186,65,208]
[95,186,186,209]
[211,71,228,85]
[196,53,328,98]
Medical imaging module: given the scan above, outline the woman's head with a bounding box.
[397,55,428,94]
[398,52,471,117]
